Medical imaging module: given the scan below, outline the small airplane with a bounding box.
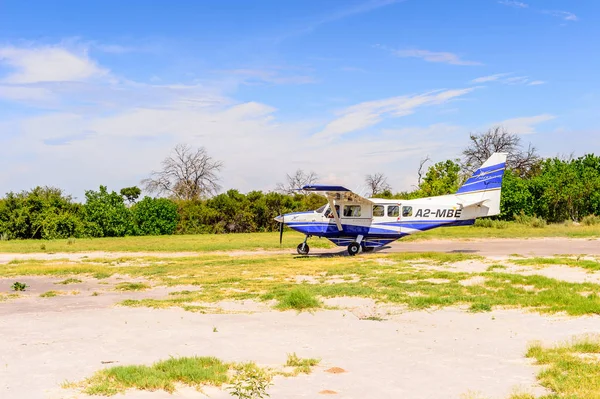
[275,153,507,255]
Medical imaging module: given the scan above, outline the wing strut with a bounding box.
[327,197,343,231]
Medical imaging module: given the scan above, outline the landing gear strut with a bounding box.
[297,236,310,255]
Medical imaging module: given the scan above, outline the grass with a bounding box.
[55,278,82,285]
[78,356,230,395]
[510,335,600,399]
[0,222,599,254]
[4,252,600,316]
[514,257,600,271]
[275,287,322,311]
[114,282,150,291]
[0,231,334,253]
[40,290,59,298]
[70,354,320,396]
[284,353,321,375]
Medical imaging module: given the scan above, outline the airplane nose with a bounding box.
[274,215,283,223]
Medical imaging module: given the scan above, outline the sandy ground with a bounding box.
[3,299,600,399]
[2,238,600,399]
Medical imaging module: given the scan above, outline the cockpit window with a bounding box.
[402,206,413,217]
[316,204,327,213]
[373,205,385,217]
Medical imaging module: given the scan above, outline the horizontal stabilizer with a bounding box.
[459,199,489,208]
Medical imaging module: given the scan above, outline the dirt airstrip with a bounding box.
[2,238,600,399]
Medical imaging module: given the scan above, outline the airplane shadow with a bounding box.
[293,245,393,259]
[293,246,480,258]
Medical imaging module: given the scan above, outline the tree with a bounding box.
[142,144,223,200]
[120,186,141,204]
[462,126,541,178]
[83,186,134,237]
[276,169,318,194]
[419,159,461,197]
[365,173,391,197]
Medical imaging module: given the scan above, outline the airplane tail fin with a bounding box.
[456,153,508,217]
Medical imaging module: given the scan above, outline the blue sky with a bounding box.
[0,0,598,199]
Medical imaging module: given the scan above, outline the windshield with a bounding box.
[316,204,327,213]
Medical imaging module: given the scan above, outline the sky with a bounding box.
[1,0,599,200]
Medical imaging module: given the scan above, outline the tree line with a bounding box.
[1,127,599,240]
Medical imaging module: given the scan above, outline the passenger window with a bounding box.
[402,206,413,217]
[343,205,361,217]
[387,205,399,217]
[373,205,384,217]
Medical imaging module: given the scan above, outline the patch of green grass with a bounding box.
[469,303,492,312]
[115,282,150,291]
[486,265,507,272]
[514,335,600,399]
[40,290,59,298]
[81,356,229,395]
[55,278,82,285]
[284,353,321,375]
[275,287,322,311]
[514,257,600,271]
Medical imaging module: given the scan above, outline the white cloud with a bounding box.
[498,1,528,8]
[493,114,556,134]
[470,73,512,83]
[528,80,546,86]
[0,45,108,84]
[504,76,529,85]
[216,68,315,85]
[543,10,578,21]
[385,47,482,66]
[0,42,471,197]
[315,88,475,140]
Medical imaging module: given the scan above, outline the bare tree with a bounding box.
[276,169,319,194]
[462,126,541,178]
[142,144,223,200]
[417,155,431,186]
[365,173,391,197]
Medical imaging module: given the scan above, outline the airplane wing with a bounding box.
[302,185,373,232]
[301,185,374,205]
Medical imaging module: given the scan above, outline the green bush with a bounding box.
[132,197,179,235]
[83,186,134,237]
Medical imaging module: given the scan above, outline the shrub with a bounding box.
[514,211,546,228]
[12,282,28,291]
[227,362,272,399]
[132,197,179,235]
[581,215,600,226]
[83,186,134,237]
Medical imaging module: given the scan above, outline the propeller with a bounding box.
[279,215,284,245]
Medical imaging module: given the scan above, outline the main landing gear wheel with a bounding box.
[347,242,361,256]
[297,242,310,255]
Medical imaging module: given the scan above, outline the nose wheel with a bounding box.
[297,242,310,255]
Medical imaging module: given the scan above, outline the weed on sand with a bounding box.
[284,353,321,375]
[511,335,600,399]
[5,253,600,315]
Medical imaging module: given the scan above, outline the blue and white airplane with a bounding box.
[275,153,507,255]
